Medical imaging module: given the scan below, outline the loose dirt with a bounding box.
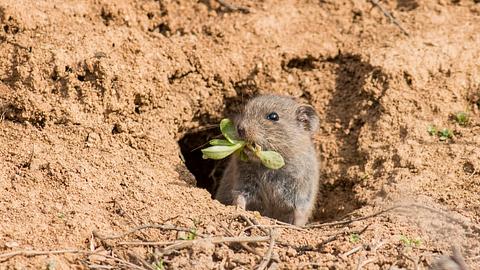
[0,0,479,269]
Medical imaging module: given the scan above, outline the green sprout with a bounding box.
[186,228,197,240]
[454,111,469,126]
[201,119,285,170]
[427,125,438,136]
[349,233,360,243]
[178,228,197,240]
[427,125,453,141]
[152,259,165,270]
[359,173,370,181]
[438,128,453,141]
[399,235,422,247]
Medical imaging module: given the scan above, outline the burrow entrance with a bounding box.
[178,53,381,223]
[179,127,229,196]
[178,111,364,223]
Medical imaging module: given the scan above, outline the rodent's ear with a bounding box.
[296,105,319,133]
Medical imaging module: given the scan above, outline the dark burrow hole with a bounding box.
[179,128,227,195]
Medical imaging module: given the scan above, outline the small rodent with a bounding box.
[215,94,320,226]
[430,246,468,270]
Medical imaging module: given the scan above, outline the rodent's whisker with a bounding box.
[190,134,223,152]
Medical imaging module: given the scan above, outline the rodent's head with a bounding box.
[234,95,319,156]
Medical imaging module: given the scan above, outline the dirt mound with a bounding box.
[1,0,479,269]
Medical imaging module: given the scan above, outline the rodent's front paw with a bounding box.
[293,209,309,227]
[234,194,247,210]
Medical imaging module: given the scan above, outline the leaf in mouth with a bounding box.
[201,142,245,160]
[200,118,285,169]
[256,150,285,169]
[220,118,240,144]
[208,139,233,146]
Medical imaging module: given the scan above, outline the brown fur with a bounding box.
[215,94,320,226]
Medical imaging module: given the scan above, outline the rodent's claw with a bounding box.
[234,194,247,210]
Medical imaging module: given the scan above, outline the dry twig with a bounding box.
[0,249,82,262]
[0,249,147,270]
[118,241,172,246]
[318,224,370,248]
[220,223,260,255]
[306,206,400,228]
[256,229,276,270]
[240,224,308,235]
[86,264,114,269]
[341,245,363,259]
[93,224,203,241]
[0,109,6,122]
[369,0,409,36]
[216,0,250,13]
[317,234,339,248]
[239,215,269,235]
[467,168,477,180]
[28,144,35,168]
[106,199,149,240]
[161,235,270,254]
[273,219,306,227]
[356,257,376,270]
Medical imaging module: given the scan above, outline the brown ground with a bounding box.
[0,0,479,269]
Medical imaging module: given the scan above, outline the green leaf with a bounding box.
[220,118,240,144]
[201,143,244,160]
[399,235,422,247]
[209,139,233,146]
[454,111,469,126]
[427,125,437,136]
[349,233,360,243]
[152,259,164,270]
[439,128,453,140]
[187,228,197,240]
[256,150,285,169]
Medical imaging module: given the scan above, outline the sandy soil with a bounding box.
[0,0,479,269]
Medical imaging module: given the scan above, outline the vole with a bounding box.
[430,246,468,270]
[215,94,320,226]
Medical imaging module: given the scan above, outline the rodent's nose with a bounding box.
[237,124,246,138]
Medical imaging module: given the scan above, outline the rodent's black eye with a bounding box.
[266,112,279,121]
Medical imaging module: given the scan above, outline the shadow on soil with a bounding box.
[313,53,389,222]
